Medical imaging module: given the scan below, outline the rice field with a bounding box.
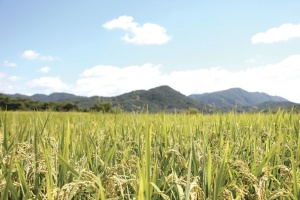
[0,110,299,199]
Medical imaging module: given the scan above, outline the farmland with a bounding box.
[0,111,300,199]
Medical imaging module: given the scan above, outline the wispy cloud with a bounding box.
[40,56,55,61]
[103,16,171,45]
[73,55,300,103]
[21,50,55,61]
[8,76,22,81]
[40,66,50,73]
[0,72,13,93]
[252,23,300,44]
[0,72,5,78]
[3,60,17,67]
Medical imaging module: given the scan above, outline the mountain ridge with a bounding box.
[3,86,298,112]
[4,85,208,112]
[189,87,289,107]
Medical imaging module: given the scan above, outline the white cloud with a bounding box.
[27,77,69,93]
[246,55,261,63]
[0,72,5,78]
[8,76,22,81]
[103,15,171,45]
[0,72,13,93]
[252,23,300,44]
[21,50,55,61]
[73,55,300,103]
[4,56,299,102]
[167,55,300,103]
[74,63,165,96]
[74,64,232,97]
[40,66,50,73]
[3,60,17,67]
[103,15,137,30]
[0,83,13,93]
[40,56,55,61]
[21,50,40,60]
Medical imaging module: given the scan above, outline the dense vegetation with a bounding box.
[0,94,78,111]
[1,87,206,113]
[1,110,300,199]
[0,94,115,113]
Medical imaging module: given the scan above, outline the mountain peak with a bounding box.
[115,85,206,112]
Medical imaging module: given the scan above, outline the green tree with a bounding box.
[91,100,112,113]
[60,103,79,112]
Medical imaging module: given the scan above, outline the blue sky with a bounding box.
[1,1,300,102]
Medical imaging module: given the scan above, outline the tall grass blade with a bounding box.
[206,145,212,197]
[175,172,184,200]
[291,140,300,199]
[214,141,229,199]
[254,135,281,176]
[145,122,152,200]
[185,149,193,200]
[57,153,79,178]
[98,175,106,200]
[16,162,31,199]
[138,160,145,200]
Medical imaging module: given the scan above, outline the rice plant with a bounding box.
[0,110,299,199]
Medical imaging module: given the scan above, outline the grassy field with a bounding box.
[0,110,299,199]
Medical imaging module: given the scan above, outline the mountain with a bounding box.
[108,85,207,112]
[189,88,289,107]
[6,86,208,112]
[4,86,297,113]
[32,93,80,102]
[10,92,81,102]
[9,93,30,99]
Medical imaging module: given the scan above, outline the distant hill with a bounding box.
[189,88,289,107]
[108,85,207,112]
[7,86,208,113]
[10,92,80,102]
[4,86,298,113]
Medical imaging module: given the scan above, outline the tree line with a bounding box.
[0,94,115,113]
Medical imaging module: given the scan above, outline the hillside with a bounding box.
[10,92,81,102]
[5,86,208,113]
[189,88,289,107]
[109,85,207,112]
[4,86,299,113]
